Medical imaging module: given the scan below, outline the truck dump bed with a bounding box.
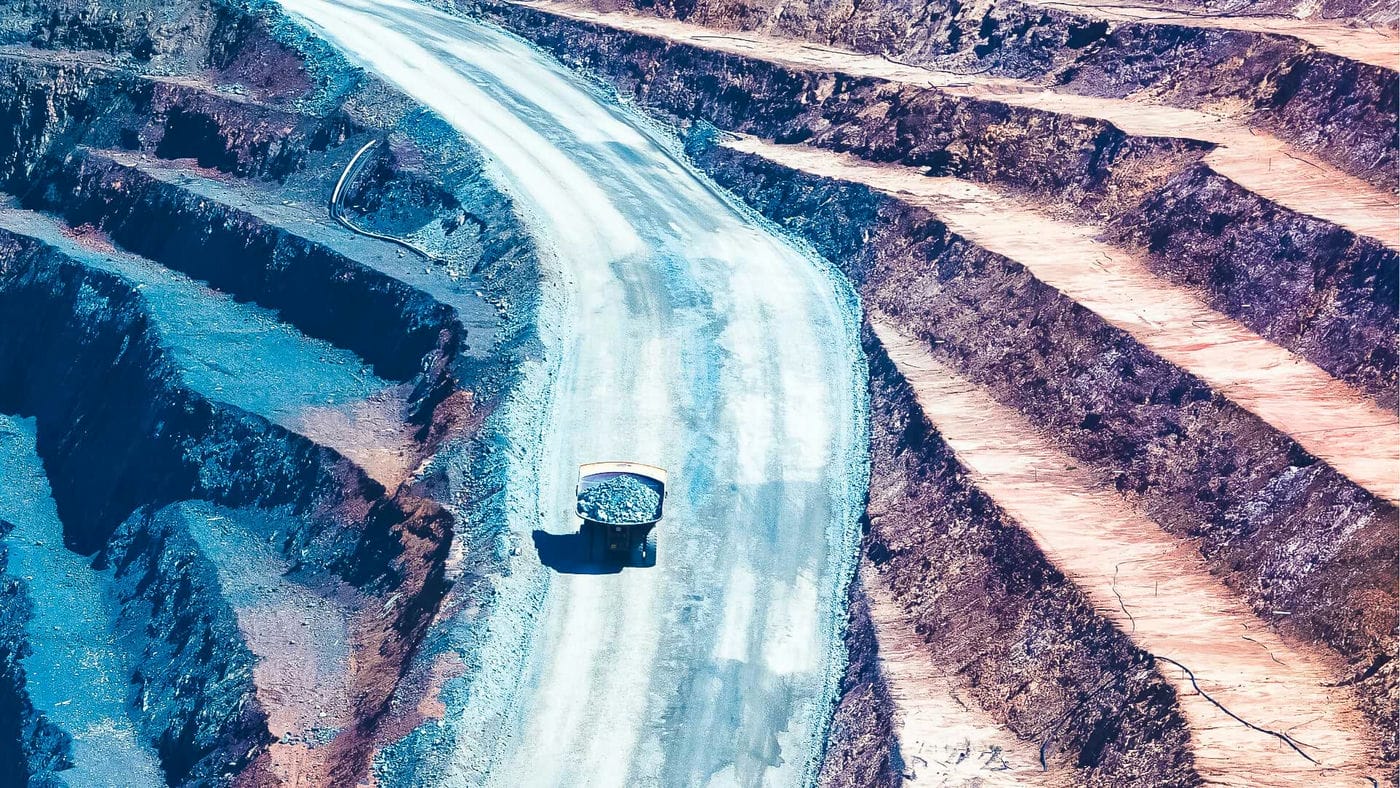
[576,461,667,525]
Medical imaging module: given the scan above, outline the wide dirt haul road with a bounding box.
[278,0,869,784]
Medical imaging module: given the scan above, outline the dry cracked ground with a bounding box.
[0,0,1394,786]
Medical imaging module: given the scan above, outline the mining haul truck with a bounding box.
[577,461,667,567]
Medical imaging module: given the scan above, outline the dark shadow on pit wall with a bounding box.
[532,529,623,575]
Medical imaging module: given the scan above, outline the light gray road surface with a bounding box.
[275,1,868,784]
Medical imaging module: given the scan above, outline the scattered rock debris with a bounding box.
[577,475,662,523]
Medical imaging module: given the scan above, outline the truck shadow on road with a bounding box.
[532,529,624,574]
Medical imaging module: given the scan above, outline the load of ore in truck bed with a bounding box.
[578,475,663,524]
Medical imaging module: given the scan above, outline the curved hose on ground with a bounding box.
[329,138,447,263]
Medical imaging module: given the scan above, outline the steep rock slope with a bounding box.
[473,0,1399,782]
[508,0,1398,184]
[0,524,72,787]
[0,0,542,783]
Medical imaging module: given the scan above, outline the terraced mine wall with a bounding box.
[0,60,451,378]
[0,241,293,779]
[0,48,539,426]
[2,0,345,108]
[0,51,324,188]
[694,140,1399,757]
[0,0,546,781]
[28,147,463,410]
[0,234,387,556]
[860,338,1198,785]
[483,2,1399,406]
[0,57,346,184]
[1153,0,1394,18]
[0,0,1391,783]
[9,0,249,73]
[0,189,463,785]
[0,52,542,608]
[489,3,1209,215]
[510,0,1398,186]
[1108,163,1398,404]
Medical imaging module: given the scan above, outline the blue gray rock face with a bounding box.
[0,0,539,783]
[578,475,663,524]
[0,525,74,788]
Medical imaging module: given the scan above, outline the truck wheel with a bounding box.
[633,530,658,568]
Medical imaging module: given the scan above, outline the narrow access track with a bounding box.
[727,137,1400,504]
[872,318,1384,786]
[276,0,867,785]
[1017,0,1400,70]
[506,0,1400,251]
[863,571,1068,786]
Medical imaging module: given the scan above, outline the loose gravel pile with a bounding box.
[578,475,662,524]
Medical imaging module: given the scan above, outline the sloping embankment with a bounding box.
[0,229,459,782]
[0,0,543,780]
[495,0,1398,189]
[695,139,1397,767]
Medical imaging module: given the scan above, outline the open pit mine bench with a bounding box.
[577,461,667,567]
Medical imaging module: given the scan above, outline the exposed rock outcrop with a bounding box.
[0,530,73,788]
[103,507,269,785]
